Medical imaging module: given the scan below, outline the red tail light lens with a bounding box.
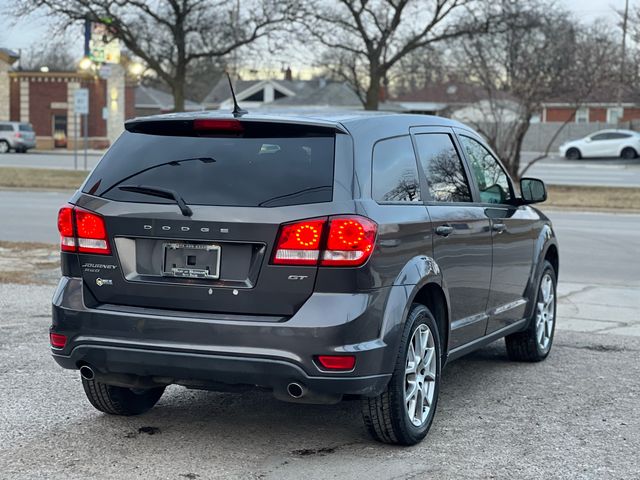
[321,216,377,266]
[50,332,67,349]
[273,218,326,265]
[14,132,22,139]
[57,205,76,252]
[316,355,356,371]
[56,205,110,255]
[75,208,110,254]
[271,215,377,267]
[193,119,243,133]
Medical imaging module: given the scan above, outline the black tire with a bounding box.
[621,147,637,160]
[0,140,9,154]
[82,377,165,415]
[505,260,557,362]
[361,303,441,446]
[565,148,581,160]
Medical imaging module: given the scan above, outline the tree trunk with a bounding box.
[172,82,186,112]
[364,69,381,111]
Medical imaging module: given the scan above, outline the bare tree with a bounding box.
[18,38,76,71]
[16,0,297,111]
[304,0,494,110]
[454,1,618,179]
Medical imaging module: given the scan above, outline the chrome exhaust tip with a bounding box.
[286,382,305,399]
[79,365,95,381]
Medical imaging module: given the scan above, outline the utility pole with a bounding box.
[618,0,630,119]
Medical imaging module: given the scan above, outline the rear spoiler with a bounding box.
[124,116,348,137]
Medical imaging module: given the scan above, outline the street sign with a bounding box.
[74,88,89,115]
[99,64,111,79]
[90,23,121,64]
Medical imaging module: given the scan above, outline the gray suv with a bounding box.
[0,121,36,153]
[52,112,558,445]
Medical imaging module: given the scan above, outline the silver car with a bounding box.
[0,121,37,153]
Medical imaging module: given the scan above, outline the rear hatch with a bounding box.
[72,118,339,317]
[18,123,36,144]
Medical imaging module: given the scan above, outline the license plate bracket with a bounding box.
[163,242,221,279]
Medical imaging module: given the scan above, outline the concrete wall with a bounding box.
[0,61,9,121]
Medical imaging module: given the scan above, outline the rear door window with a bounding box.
[413,133,472,202]
[372,136,421,203]
[83,131,335,207]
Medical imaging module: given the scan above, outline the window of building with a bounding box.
[607,107,624,124]
[575,107,589,124]
[414,133,471,203]
[372,136,421,203]
[459,136,513,204]
[244,89,265,102]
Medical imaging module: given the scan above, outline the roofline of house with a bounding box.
[542,102,638,108]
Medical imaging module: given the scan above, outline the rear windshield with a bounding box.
[19,123,33,132]
[83,131,335,207]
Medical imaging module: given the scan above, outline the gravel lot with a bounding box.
[1,283,639,479]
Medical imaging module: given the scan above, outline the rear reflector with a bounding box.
[193,119,243,133]
[50,333,67,348]
[316,355,356,371]
[56,205,110,255]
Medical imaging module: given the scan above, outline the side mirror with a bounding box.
[520,177,547,204]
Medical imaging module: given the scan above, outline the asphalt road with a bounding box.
[1,151,640,187]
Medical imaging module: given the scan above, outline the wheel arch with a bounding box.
[523,224,559,321]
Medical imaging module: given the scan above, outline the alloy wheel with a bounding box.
[536,273,555,352]
[404,324,437,427]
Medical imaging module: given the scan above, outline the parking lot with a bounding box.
[0,204,638,478]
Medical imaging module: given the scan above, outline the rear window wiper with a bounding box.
[118,185,193,217]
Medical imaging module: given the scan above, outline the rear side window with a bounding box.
[0,124,12,131]
[19,123,33,132]
[83,131,335,207]
[372,136,421,203]
[413,133,472,203]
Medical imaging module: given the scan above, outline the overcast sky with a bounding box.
[0,0,630,56]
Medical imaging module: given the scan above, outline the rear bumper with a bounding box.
[51,277,402,398]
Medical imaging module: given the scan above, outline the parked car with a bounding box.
[559,129,640,160]
[51,112,558,446]
[0,121,36,153]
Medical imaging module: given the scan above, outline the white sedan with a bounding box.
[558,129,640,160]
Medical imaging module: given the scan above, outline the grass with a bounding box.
[0,167,88,190]
[0,167,638,211]
[545,185,640,212]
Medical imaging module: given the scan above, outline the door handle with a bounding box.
[435,225,454,237]
[492,223,507,233]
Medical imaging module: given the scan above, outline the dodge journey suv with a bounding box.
[52,112,558,445]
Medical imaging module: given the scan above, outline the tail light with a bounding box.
[272,215,377,267]
[315,355,356,371]
[14,132,22,139]
[321,216,377,266]
[56,204,111,255]
[272,219,325,265]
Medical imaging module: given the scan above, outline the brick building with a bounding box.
[0,48,152,150]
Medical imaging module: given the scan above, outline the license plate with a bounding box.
[163,242,221,279]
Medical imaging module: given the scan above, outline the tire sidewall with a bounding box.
[391,304,441,442]
[566,148,580,160]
